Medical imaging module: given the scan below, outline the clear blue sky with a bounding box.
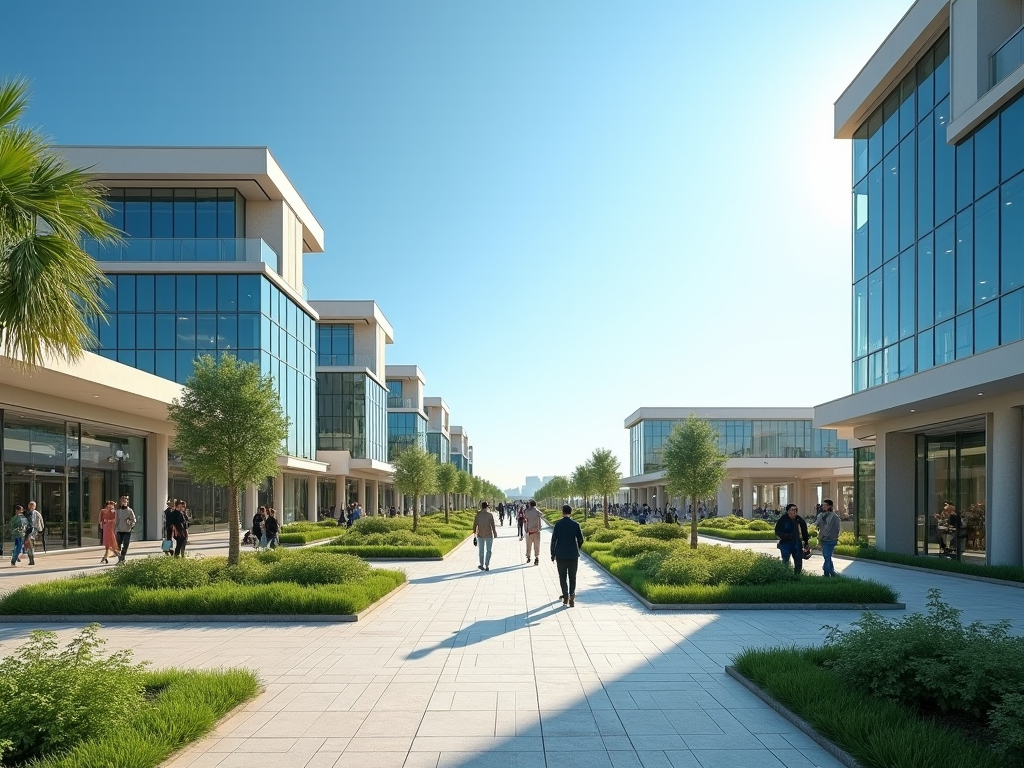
[1,0,911,489]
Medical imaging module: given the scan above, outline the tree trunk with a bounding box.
[603,493,609,528]
[228,485,241,566]
[444,492,450,523]
[413,493,420,531]
[689,494,698,549]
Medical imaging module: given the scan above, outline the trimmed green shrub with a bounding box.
[108,556,211,590]
[590,528,627,543]
[610,536,674,558]
[0,624,148,765]
[262,552,371,586]
[748,520,773,531]
[353,516,413,535]
[637,523,687,540]
[823,589,1024,761]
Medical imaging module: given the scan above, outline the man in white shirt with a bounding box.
[523,500,543,566]
[23,501,46,564]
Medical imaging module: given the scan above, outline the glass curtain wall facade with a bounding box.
[316,373,388,461]
[629,419,852,475]
[851,31,1024,391]
[427,433,451,464]
[317,325,354,366]
[89,274,316,459]
[1,409,147,548]
[387,412,427,461]
[915,432,986,562]
[854,446,876,545]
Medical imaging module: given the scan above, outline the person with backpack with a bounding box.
[8,505,28,567]
[22,501,45,564]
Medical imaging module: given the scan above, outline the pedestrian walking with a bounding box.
[115,496,137,563]
[264,508,280,549]
[815,499,841,577]
[523,500,542,565]
[99,500,118,564]
[550,504,584,607]
[22,501,44,564]
[774,503,809,575]
[473,501,497,571]
[8,505,28,567]
[166,499,189,557]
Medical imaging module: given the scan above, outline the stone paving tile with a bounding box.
[3,523,1023,768]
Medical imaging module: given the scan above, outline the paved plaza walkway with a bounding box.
[0,521,1022,768]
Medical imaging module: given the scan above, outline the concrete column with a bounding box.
[878,431,916,554]
[335,475,346,512]
[145,432,168,540]
[273,474,284,522]
[307,477,318,522]
[370,480,380,517]
[360,479,368,511]
[988,407,1023,566]
[244,482,258,522]
[716,477,732,517]
[740,478,751,518]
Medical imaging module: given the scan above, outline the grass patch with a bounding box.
[277,519,342,545]
[0,625,259,768]
[323,509,476,558]
[835,545,1024,583]
[0,549,405,616]
[733,591,1024,767]
[697,528,779,541]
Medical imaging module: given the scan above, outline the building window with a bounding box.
[316,324,354,366]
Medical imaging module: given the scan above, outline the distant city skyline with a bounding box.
[0,0,913,487]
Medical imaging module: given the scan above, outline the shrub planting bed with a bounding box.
[0,549,405,616]
[543,513,898,605]
[732,590,1024,768]
[324,510,476,558]
[0,624,259,768]
[834,544,1024,584]
[277,519,341,545]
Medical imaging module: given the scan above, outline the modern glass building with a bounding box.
[316,372,388,461]
[387,412,427,460]
[816,0,1024,567]
[624,408,858,519]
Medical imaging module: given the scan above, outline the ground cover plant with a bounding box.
[540,512,897,604]
[0,549,405,615]
[0,624,259,768]
[277,518,340,545]
[697,515,831,547]
[834,544,1024,583]
[732,590,1024,768]
[323,509,476,558]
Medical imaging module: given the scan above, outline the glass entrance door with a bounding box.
[2,475,70,549]
[916,432,986,562]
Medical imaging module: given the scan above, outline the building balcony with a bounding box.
[992,23,1024,89]
[316,354,378,372]
[83,237,280,274]
[388,397,416,409]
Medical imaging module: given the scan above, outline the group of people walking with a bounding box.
[774,498,841,577]
[473,500,585,607]
[100,496,137,564]
[248,506,281,550]
[7,501,45,566]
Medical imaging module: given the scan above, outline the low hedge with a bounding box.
[323,509,477,557]
[0,549,405,615]
[0,624,259,768]
[276,519,341,545]
[834,545,1024,583]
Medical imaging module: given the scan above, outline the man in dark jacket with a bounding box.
[550,504,584,607]
[775,503,809,574]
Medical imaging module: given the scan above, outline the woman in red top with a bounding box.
[99,500,118,564]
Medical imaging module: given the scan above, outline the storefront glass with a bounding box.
[915,431,986,562]
[854,446,876,545]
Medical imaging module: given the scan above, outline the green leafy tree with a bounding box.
[167,354,289,565]
[0,79,118,368]
[435,461,458,522]
[392,446,438,531]
[571,463,595,518]
[589,448,621,528]
[663,415,728,549]
[455,469,472,510]
[471,475,483,505]
[544,476,570,508]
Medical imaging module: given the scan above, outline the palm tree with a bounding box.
[0,79,118,368]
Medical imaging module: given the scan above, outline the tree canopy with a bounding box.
[392,446,438,531]
[0,79,119,368]
[167,354,289,565]
[663,415,728,549]
[435,461,458,522]
[588,448,622,528]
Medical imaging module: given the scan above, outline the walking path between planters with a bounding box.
[1,519,1022,768]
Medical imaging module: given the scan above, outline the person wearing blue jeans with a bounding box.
[774,503,809,575]
[473,501,497,571]
[816,499,841,577]
[8,505,28,567]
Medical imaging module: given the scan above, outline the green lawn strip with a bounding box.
[834,545,1024,584]
[278,530,344,545]
[318,545,446,559]
[732,647,1004,768]
[319,510,477,558]
[586,549,898,605]
[696,529,778,541]
[30,668,260,768]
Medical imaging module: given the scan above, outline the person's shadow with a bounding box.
[405,601,565,660]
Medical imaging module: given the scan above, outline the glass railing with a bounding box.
[83,237,281,274]
[388,397,415,409]
[992,24,1024,89]
[316,354,376,371]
